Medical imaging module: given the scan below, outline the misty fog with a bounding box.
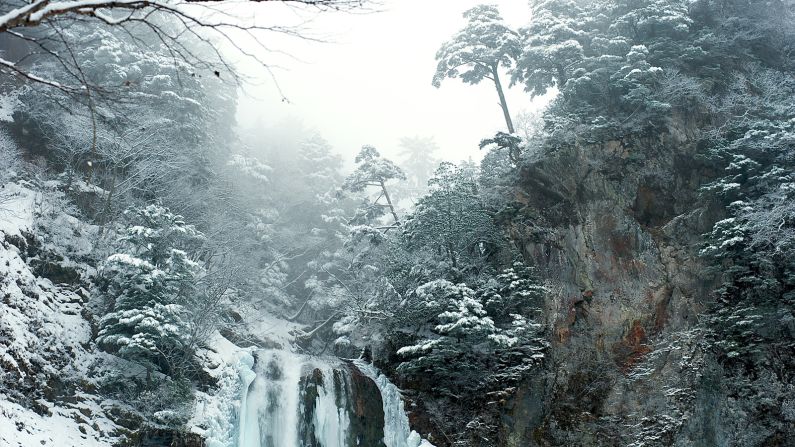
[231,0,550,163]
[1,1,793,446]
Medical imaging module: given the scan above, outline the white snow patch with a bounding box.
[0,181,36,236]
[0,180,120,445]
[0,397,114,447]
[241,309,304,349]
[0,92,17,122]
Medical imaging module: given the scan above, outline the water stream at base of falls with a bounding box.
[234,349,435,447]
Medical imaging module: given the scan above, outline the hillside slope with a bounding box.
[0,180,120,446]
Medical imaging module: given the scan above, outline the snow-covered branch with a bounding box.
[0,0,365,91]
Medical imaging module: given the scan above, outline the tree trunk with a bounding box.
[286,296,311,322]
[556,65,567,89]
[98,177,115,236]
[379,180,400,224]
[492,65,515,134]
[447,241,457,269]
[297,311,340,346]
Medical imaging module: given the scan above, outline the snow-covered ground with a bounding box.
[0,397,116,447]
[0,91,17,122]
[0,181,35,237]
[0,180,119,446]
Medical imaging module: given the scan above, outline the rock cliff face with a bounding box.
[498,120,733,446]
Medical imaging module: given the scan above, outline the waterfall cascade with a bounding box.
[354,361,436,447]
[233,349,435,447]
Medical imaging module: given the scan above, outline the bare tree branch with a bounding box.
[0,0,366,91]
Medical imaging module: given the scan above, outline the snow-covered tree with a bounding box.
[699,67,795,364]
[402,161,503,275]
[11,19,237,227]
[396,282,496,386]
[396,264,546,396]
[433,4,520,133]
[512,0,588,97]
[513,0,700,126]
[96,204,205,376]
[298,134,344,202]
[481,261,546,319]
[343,145,406,226]
[479,131,524,165]
[0,0,363,92]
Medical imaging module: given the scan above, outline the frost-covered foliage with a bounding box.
[693,56,795,373]
[96,204,205,375]
[344,145,406,194]
[402,161,504,277]
[433,5,519,88]
[10,17,236,226]
[395,263,546,398]
[304,204,404,347]
[513,0,795,131]
[514,0,691,121]
[0,127,18,187]
[342,145,405,227]
[479,131,524,165]
[698,77,795,371]
[228,154,273,183]
[226,125,348,318]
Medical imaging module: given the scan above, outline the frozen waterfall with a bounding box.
[230,349,435,447]
[355,361,437,447]
[239,350,304,447]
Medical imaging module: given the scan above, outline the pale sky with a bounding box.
[231,0,549,164]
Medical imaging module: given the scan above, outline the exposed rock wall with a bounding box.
[500,121,730,446]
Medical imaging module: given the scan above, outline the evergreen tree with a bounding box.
[513,0,697,126]
[433,4,520,133]
[96,204,205,376]
[402,162,503,276]
[343,145,406,226]
[396,264,546,396]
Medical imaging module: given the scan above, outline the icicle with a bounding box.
[278,351,303,447]
[313,365,350,447]
[236,351,257,447]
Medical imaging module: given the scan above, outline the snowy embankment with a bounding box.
[189,332,252,447]
[0,181,119,446]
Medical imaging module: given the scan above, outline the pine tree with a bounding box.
[433,5,520,133]
[96,204,205,376]
[343,145,406,226]
[396,264,547,396]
